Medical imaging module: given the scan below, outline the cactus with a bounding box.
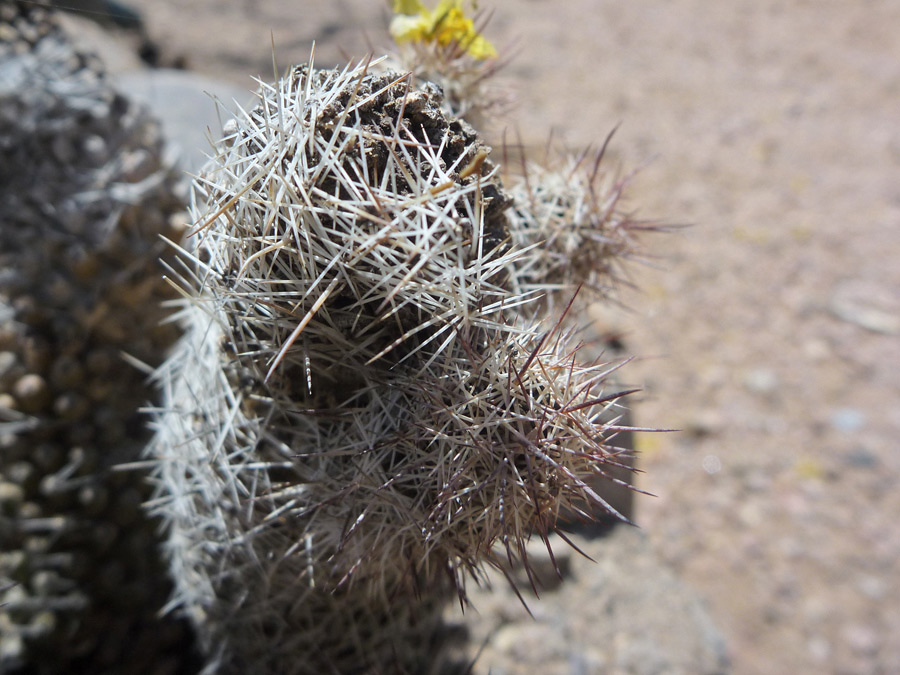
[0,4,197,672]
[147,51,642,673]
[0,2,653,673]
[506,142,648,312]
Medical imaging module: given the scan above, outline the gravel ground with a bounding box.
[55,1,900,673]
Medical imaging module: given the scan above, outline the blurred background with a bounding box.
[50,1,900,672]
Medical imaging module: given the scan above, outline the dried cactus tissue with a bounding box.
[1,2,657,674]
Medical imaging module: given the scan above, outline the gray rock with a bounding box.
[113,69,254,176]
[443,527,730,675]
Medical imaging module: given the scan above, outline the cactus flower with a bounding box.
[391,0,497,59]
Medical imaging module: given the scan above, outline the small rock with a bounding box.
[743,468,772,492]
[113,69,254,175]
[831,408,865,433]
[829,279,900,335]
[830,298,899,335]
[841,623,880,657]
[802,338,831,361]
[808,635,831,663]
[738,501,766,527]
[444,527,731,674]
[701,454,722,475]
[743,368,779,395]
[686,408,725,437]
[855,574,887,601]
[843,447,879,469]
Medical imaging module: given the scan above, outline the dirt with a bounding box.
[56,1,900,673]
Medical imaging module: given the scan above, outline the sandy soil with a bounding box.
[63,1,900,672]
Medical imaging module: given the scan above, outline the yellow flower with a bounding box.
[390,0,497,60]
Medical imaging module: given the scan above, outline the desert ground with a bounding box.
[54,1,900,673]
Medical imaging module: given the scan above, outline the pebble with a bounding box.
[445,526,731,674]
[830,296,900,335]
[743,468,773,492]
[701,454,722,474]
[743,367,780,395]
[802,338,831,361]
[808,635,831,662]
[738,501,765,527]
[686,408,724,437]
[855,574,887,601]
[831,408,865,433]
[842,623,880,657]
[843,447,879,469]
[51,133,76,163]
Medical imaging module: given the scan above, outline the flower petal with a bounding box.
[393,0,426,15]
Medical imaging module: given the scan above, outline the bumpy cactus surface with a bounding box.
[148,53,641,674]
[0,4,197,673]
